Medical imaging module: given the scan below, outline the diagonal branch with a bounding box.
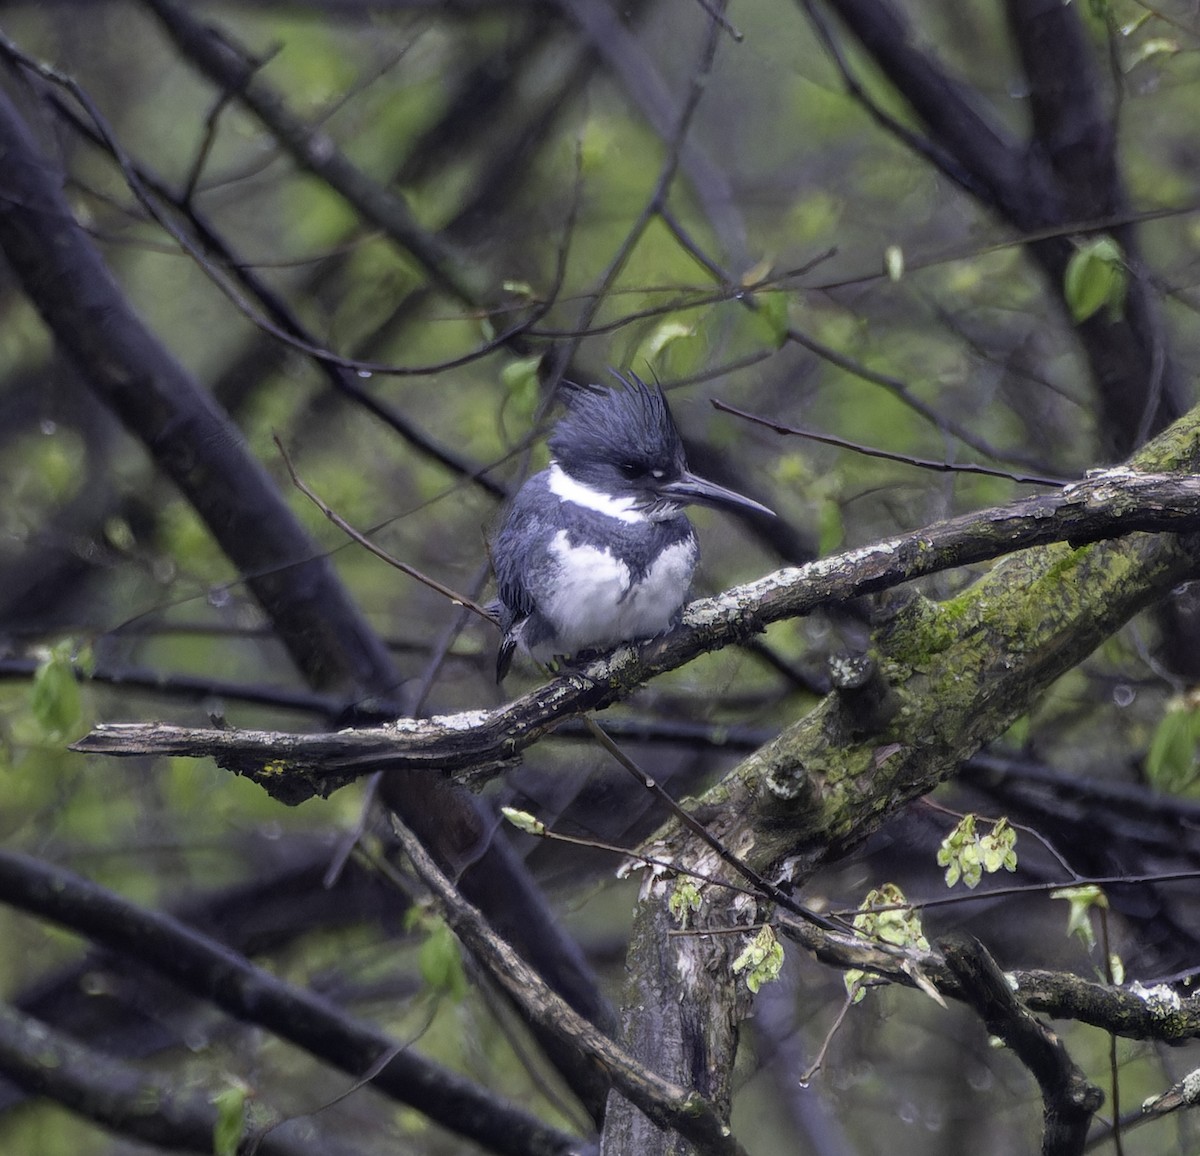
[74,452,1200,801]
[811,0,1188,453]
[140,0,493,308]
[600,418,1200,1155]
[389,815,748,1156]
[0,999,362,1156]
[0,81,399,701]
[775,913,1200,1044]
[0,55,615,1118]
[942,935,1104,1156]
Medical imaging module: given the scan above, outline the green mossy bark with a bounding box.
[694,404,1200,880]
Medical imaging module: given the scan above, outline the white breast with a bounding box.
[531,532,697,660]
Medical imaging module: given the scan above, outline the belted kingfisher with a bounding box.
[491,371,775,680]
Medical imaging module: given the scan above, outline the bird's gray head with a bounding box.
[549,372,686,508]
[548,371,775,519]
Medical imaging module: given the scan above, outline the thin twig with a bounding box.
[799,992,856,1085]
[711,399,1071,487]
[274,435,495,624]
[581,715,843,931]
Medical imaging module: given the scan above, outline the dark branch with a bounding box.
[140,0,492,308]
[775,915,1200,1045]
[942,935,1103,1156]
[0,80,401,702]
[0,849,583,1156]
[390,815,748,1156]
[0,999,362,1156]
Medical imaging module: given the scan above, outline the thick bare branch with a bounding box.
[776,914,1200,1045]
[390,816,748,1156]
[599,408,1200,1154]
[0,83,399,699]
[74,453,1200,800]
[0,63,614,1118]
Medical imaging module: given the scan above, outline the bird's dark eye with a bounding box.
[619,462,646,479]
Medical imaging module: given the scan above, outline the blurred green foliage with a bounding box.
[0,0,1198,1151]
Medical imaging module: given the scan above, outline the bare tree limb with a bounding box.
[812,0,1188,454]
[74,455,1200,799]
[556,0,749,271]
[597,403,1200,1155]
[140,0,494,308]
[0,849,584,1156]
[776,914,1200,1044]
[0,81,399,700]
[0,62,615,1119]
[941,935,1104,1156]
[389,815,748,1156]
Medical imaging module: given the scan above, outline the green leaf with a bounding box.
[843,967,870,1003]
[731,924,784,993]
[418,918,468,1002]
[500,807,546,836]
[30,641,83,740]
[845,883,928,1000]
[628,318,708,383]
[853,883,929,950]
[501,355,543,423]
[1063,237,1127,324]
[641,320,694,359]
[668,879,703,927]
[74,643,96,678]
[979,818,1018,875]
[1146,702,1200,792]
[937,814,1018,890]
[1051,884,1108,950]
[1126,38,1180,70]
[211,1082,249,1156]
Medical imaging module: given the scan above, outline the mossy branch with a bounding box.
[646,409,1200,887]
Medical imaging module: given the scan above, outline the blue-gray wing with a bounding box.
[492,474,557,628]
[491,474,561,679]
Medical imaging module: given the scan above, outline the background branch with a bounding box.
[0,849,582,1156]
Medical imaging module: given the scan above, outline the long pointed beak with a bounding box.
[657,470,776,518]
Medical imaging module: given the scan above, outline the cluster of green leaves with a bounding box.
[731,924,784,993]
[843,883,929,1004]
[1063,236,1128,325]
[935,813,1018,890]
[211,1080,251,1156]
[404,905,469,1004]
[29,640,92,743]
[667,878,704,929]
